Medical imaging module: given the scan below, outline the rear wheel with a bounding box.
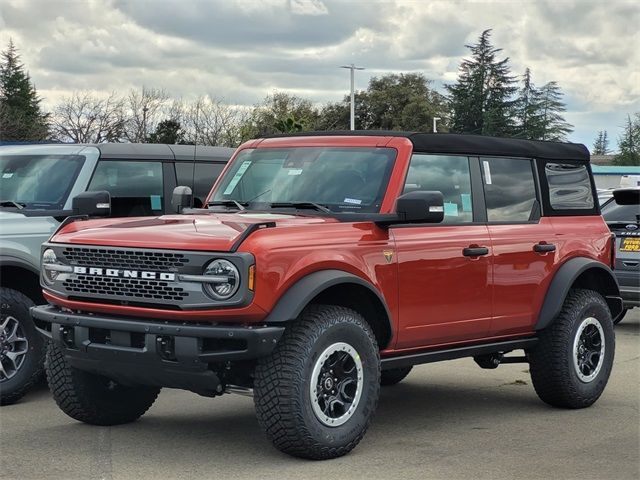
[380,366,413,386]
[529,289,614,409]
[46,342,160,425]
[0,288,45,406]
[254,305,380,460]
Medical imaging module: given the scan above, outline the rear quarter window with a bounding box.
[545,163,595,210]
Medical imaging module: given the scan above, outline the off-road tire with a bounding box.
[380,366,413,386]
[254,305,380,460]
[529,288,614,409]
[46,342,160,425]
[613,308,627,325]
[0,288,45,406]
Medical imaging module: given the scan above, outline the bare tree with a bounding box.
[182,96,246,147]
[123,87,170,143]
[51,91,125,143]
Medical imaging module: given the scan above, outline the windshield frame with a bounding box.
[208,146,398,215]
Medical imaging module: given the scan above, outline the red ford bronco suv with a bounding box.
[31,132,623,460]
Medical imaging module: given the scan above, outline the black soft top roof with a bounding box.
[264,131,589,162]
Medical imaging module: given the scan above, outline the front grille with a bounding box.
[61,247,188,271]
[63,275,189,302]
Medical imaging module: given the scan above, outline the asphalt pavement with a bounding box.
[2,311,639,480]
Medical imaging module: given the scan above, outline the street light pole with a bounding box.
[433,117,441,133]
[340,64,365,130]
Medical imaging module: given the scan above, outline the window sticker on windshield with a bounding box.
[444,202,459,217]
[2,173,13,178]
[483,160,492,185]
[343,198,362,205]
[224,161,252,195]
[150,195,162,210]
[461,193,472,212]
[288,168,303,176]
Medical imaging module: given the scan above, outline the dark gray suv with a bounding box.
[601,188,640,323]
[0,143,233,405]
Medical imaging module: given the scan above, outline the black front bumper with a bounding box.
[31,305,284,394]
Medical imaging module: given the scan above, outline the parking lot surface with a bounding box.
[1,311,638,480]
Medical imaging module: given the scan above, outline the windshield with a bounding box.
[0,154,85,209]
[211,147,396,213]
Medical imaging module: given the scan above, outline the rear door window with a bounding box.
[481,157,538,222]
[194,163,225,206]
[88,160,164,216]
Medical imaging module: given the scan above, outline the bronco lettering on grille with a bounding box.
[72,266,176,281]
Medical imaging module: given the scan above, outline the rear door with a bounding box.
[481,157,556,337]
[393,154,492,349]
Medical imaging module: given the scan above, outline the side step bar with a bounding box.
[381,338,538,370]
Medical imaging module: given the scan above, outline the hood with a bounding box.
[0,209,60,237]
[51,212,338,252]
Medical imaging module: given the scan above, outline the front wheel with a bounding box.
[0,288,45,406]
[46,342,160,425]
[529,289,615,409]
[253,305,380,460]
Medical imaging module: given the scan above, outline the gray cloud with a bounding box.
[1,0,638,148]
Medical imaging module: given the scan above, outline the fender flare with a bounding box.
[0,255,40,275]
[263,269,393,336]
[536,257,622,330]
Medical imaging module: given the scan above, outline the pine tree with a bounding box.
[537,81,573,141]
[592,130,610,155]
[0,39,49,140]
[447,29,517,136]
[614,114,640,166]
[514,68,545,139]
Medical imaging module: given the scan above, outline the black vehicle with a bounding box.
[0,143,233,405]
[601,187,640,324]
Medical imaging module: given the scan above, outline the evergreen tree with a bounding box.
[447,29,517,136]
[592,130,610,155]
[537,81,573,141]
[614,114,640,166]
[513,68,544,139]
[148,118,184,144]
[0,39,49,140]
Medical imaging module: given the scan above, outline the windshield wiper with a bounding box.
[268,202,332,214]
[207,200,247,211]
[0,200,26,209]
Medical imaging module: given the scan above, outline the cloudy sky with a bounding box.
[1,0,638,149]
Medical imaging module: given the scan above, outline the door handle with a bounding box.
[533,243,556,253]
[463,246,489,257]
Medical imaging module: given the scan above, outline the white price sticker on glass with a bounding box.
[482,160,492,185]
[224,161,252,195]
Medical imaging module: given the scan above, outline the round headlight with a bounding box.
[203,259,240,300]
[42,248,60,285]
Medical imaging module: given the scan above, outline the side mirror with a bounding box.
[396,191,444,223]
[72,191,111,217]
[172,186,193,213]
